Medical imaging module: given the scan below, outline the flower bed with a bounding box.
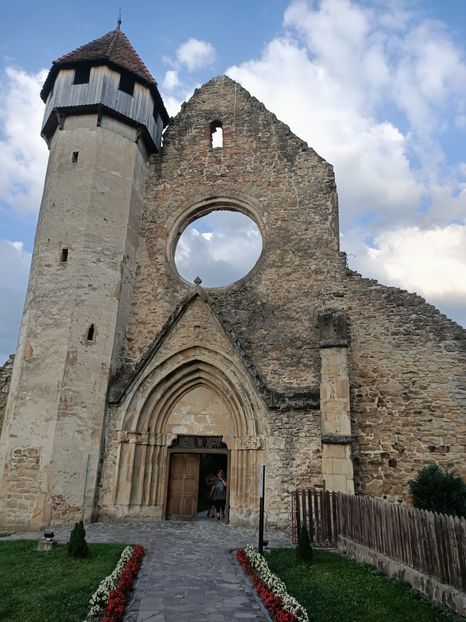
[236,545,309,622]
[87,544,144,621]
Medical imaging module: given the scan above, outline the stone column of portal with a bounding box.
[318,309,354,494]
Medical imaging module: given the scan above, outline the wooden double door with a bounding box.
[166,453,200,520]
[166,451,229,520]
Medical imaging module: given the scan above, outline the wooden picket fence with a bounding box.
[291,489,466,592]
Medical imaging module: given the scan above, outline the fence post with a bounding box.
[307,489,314,543]
[331,491,337,546]
[295,489,301,537]
[301,489,307,540]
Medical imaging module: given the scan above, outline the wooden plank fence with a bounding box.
[292,489,466,592]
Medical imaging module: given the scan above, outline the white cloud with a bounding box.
[343,224,466,326]
[159,39,216,116]
[393,20,466,138]
[348,224,466,297]
[0,239,31,364]
[174,211,262,287]
[162,94,187,118]
[176,38,216,72]
[226,0,466,227]
[0,67,48,214]
[225,0,466,325]
[284,0,390,112]
[162,69,181,91]
[227,36,421,228]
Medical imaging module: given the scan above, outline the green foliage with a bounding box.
[266,548,456,622]
[408,463,466,518]
[67,520,88,558]
[296,524,313,565]
[0,540,124,622]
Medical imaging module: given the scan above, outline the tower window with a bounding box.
[60,248,69,263]
[71,151,79,163]
[73,66,91,85]
[86,324,95,341]
[119,73,135,96]
[210,121,223,148]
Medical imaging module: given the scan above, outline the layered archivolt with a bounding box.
[121,345,266,439]
[113,346,268,516]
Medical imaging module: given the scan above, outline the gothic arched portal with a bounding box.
[112,345,269,527]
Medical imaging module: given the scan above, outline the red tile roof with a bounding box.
[53,28,155,87]
[40,28,169,125]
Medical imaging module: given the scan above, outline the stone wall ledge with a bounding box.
[319,339,349,349]
[321,435,353,445]
[338,535,466,618]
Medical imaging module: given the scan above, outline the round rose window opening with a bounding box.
[174,210,263,288]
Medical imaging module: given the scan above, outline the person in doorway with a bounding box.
[211,469,227,520]
[205,472,216,517]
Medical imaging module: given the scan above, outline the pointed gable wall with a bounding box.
[123,75,342,393]
[119,74,466,502]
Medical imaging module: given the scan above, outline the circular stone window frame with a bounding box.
[167,195,266,291]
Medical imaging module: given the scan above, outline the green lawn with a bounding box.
[0,540,124,622]
[266,548,459,622]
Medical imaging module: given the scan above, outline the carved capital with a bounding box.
[117,430,165,446]
[236,436,264,450]
[117,431,129,443]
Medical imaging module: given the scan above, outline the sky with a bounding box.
[1,0,466,363]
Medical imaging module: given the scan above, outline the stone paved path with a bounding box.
[1,516,291,622]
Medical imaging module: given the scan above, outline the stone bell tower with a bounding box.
[0,26,168,528]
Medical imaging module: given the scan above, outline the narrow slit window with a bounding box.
[86,324,95,341]
[119,72,135,96]
[73,66,91,85]
[71,151,79,163]
[60,248,69,263]
[210,121,223,148]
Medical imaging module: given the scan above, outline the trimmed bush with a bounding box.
[296,524,313,564]
[68,520,89,558]
[408,463,466,518]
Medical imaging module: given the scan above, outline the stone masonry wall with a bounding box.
[112,75,466,507]
[106,75,337,521]
[0,355,14,435]
[2,446,42,525]
[118,75,340,395]
[315,268,466,499]
[344,274,466,500]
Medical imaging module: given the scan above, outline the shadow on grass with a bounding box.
[266,548,460,622]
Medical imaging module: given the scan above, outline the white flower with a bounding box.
[86,546,135,621]
[243,545,309,622]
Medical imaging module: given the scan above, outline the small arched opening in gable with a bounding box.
[210,120,223,149]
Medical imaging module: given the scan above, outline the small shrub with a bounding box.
[408,463,466,517]
[68,520,88,558]
[296,524,313,564]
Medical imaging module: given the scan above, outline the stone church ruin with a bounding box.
[0,27,465,530]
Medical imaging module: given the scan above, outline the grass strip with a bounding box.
[0,540,124,622]
[266,548,460,622]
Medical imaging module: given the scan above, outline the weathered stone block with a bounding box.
[318,309,349,344]
[37,539,57,551]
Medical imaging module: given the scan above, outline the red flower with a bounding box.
[236,549,298,622]
[100,545,145,622]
